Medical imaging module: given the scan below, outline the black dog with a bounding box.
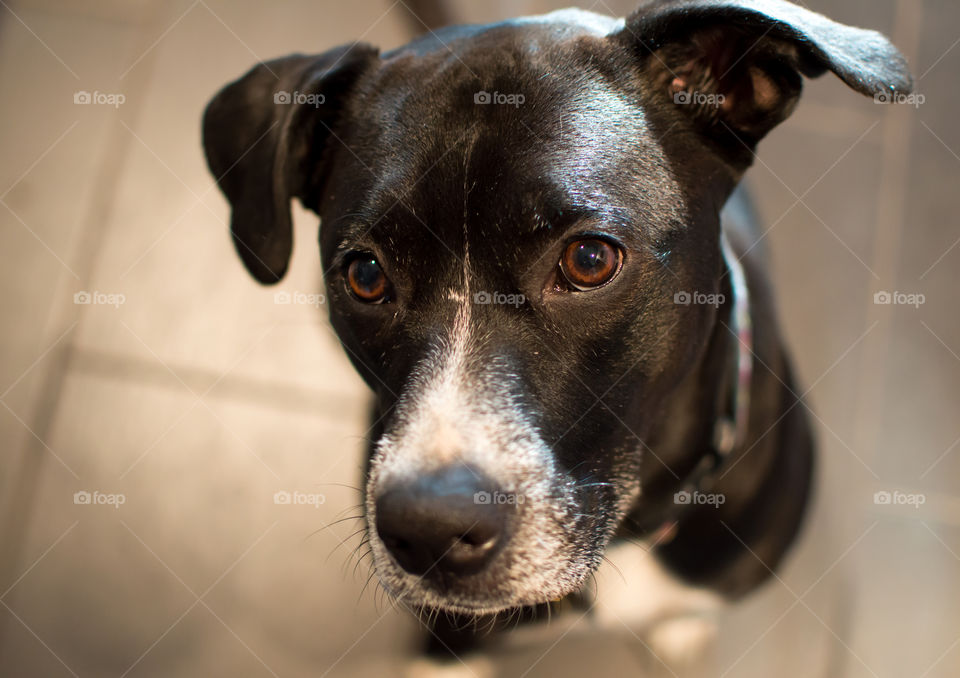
[203,0,911,669]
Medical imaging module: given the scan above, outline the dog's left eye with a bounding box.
[559,238,623,291]
[345,255,390,303]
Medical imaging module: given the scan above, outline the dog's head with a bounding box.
[204,1,910,614]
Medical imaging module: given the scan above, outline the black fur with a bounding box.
[203,0,911,661]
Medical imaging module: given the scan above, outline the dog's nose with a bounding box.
[375,465,513,577]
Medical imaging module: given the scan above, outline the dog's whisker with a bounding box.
[583,571,600,606]
[348,537,372,569]
[358,567,378,605]
[306,511,365,541]
[338,530,370,575]
[600,553,627,586]
[334,502,365,518]
[353,551,373,580]
[511,608,525,633]
[322,514,365,529]
[322,527,367,564]
[342,538,369,580]
[349,542,374,578]
[315,481,364,494]
[425,606,435,630]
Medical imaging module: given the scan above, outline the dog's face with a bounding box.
[203,3,910,614]
[319,17,729,613]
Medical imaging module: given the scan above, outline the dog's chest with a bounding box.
[592,540,723,628]
[590,541,723,665]
[499,542,725,670]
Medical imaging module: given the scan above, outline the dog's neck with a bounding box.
[676,232,754,505]
[619,232,749,534]
[619,232,812,597]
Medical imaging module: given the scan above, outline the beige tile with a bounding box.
[10,0,156,25]
[850,519,960,677]
[0,4,141,390]
[0,1,147,607]
[0,369,411,676]
[2,0,957,676]
[70,0,415,403]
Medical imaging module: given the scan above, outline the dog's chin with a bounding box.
[375,576,584,616]
[370,547,601,616]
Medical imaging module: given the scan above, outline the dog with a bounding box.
[203,0,912,672]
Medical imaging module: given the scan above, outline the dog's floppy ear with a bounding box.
[202,44,378,284]
[614,0,913,169]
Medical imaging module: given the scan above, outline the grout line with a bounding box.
[67,345,366,420]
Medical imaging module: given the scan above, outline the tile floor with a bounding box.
[0,0,957,676]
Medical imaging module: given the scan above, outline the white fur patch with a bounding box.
[594,541,722,628]
[592,541,722,667]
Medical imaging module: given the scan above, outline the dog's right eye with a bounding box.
[559,238,623,291]
[345,255,390,303]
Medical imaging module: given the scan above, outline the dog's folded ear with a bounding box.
[614,0,913,168]
[202,44,378,284]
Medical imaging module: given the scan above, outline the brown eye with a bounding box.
[346,255,389,303]
[559,238,622,290]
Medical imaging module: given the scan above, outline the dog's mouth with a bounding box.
[362,463,621,615]
[367,529,602,615]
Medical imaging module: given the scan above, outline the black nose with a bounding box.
[375,465,513,577]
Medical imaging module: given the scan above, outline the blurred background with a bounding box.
[0,0,957,676]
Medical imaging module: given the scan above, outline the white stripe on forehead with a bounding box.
[375,145,480,473]
[444,121,475,396]
[411,286,473,467]
[370,257,545,484]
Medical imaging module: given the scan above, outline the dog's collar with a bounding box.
[693,232,752,481]
[666,232,753,518]
[714,231,753,460]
